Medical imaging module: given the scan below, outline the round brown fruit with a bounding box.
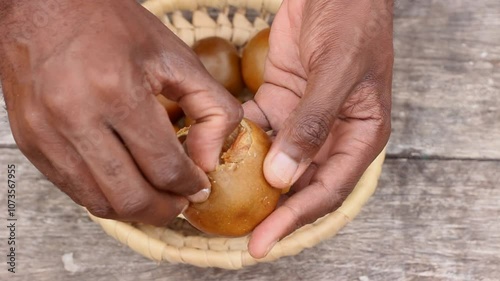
[242,28,270,94]
[193,37,244,97]
[182,118,281,237]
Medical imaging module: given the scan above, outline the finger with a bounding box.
[154,55,243,172]
[110,89,210,200]
[249,121,389,258]
[58,119,188,226]
[41,143,117,218]
[262,61,364,189]
[12,109,113,216]
[241,100,270,130]
[242,82,301,131]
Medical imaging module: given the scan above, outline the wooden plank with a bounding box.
[389,0,500,159]
[0,147,499,280]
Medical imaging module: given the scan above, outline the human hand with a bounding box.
[244,0,394,258]
[0,0,242,225]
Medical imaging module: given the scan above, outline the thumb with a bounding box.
[263,66,359,188]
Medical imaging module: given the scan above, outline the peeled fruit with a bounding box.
[242,28,270,93]
[193,37,244,97]
[182,118,281,237]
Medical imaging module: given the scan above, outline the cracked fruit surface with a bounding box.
[183,118,281,237]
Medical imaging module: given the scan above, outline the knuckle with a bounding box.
[332,184,355,210]
[317,180,354,214]
[290,112,331,152]
[41,91,73,116]
[41,93,89,129]
[39,90,101,131]
[308,43,332,68]
[348,80,392,123]
[211,102,243,130]
[113,190,151,218]
[102,159,125,178]
[154,61,186,99]
[226,103,244,125]
[152,156,183,186]
[86,202,115,219]
[148,157,199,194]
[282,205,307,231]
[92,70,122,95]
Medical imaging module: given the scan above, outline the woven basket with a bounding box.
[88,0,387,270]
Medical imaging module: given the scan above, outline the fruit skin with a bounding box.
[193,37,244,97]
[183,118,281,237]
[242,28,270,94]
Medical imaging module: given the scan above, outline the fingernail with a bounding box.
[270,152,299,185]
[187,186,211,203]
[263,240,278,257]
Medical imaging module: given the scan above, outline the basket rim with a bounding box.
[88,150,386,269]
[141,0,284,15]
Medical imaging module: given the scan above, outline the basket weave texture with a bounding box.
[88,0,387,270]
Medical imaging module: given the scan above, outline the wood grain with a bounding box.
[0,149,499,281]
[389,0,500,159]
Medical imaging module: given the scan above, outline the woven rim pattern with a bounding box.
[141,0,281,47]
[88,0,387,269]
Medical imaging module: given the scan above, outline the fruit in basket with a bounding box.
[193,37,244,97]
[242,28,270,94]
[181,118,281,237]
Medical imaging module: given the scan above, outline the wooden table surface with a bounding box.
[1,1,499,280]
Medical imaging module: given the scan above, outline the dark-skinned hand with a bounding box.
[0,0,242,225]
[244,0,394,258]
